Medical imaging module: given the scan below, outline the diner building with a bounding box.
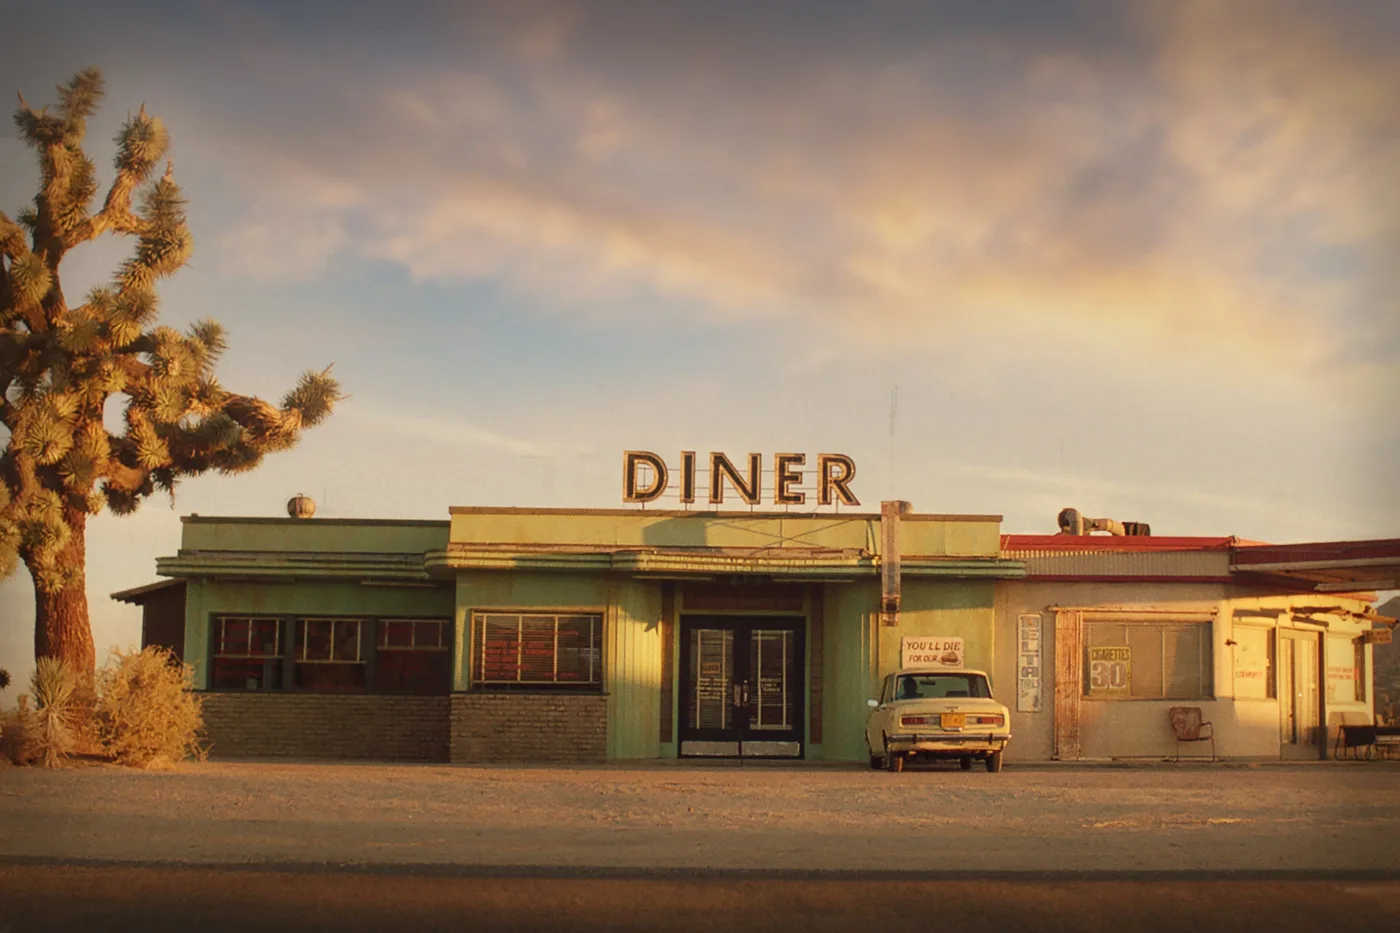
[115,501,1397,764]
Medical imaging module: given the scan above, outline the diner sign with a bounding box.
[901,636,965,670]
[623,450,859,507]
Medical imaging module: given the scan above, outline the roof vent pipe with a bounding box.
[1057,508,1149,536]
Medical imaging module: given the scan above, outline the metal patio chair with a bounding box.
[1169,706,1215,762]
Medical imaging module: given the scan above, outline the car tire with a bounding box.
[869,752,883,770]
[985,750,1004,773]
[960,755,973,771]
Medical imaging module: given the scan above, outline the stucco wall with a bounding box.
[447,509,1002,558]
[995,582,1374,761]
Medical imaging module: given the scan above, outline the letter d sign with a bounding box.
[623,451,668,503]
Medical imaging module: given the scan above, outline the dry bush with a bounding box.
[95,646,206,767]
[0,669,11,690]
[30,657,81,767]
[1,695,35,766]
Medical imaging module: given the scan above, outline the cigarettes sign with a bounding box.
[1087,646,1131,697]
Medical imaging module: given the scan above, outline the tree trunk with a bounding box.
[29,511,96,697]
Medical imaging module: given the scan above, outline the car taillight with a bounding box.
[900,716,931,726]
[969,714,1005,726]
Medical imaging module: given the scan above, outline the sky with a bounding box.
[1,0,1397,689]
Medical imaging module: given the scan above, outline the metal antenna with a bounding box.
[888,384,899,496]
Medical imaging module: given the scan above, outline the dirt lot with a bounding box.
[3,759,1398,874]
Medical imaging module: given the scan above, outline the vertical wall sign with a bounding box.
[1017,612,1043,713]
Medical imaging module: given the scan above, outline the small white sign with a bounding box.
[901,636,965,670]
[1017,613,1043,713]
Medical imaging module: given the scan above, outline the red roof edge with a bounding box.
[1229,538,1400,565]
[1001,534,1238,552]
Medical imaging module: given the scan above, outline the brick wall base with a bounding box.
[201,694,450,761]
[450,693,608,764]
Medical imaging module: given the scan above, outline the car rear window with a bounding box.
[894,674,991,700]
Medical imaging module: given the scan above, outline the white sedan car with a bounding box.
[865,669,1012,773]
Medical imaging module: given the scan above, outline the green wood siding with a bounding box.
[819,579,995,761]
[185,580,454,688]
[451,571,664,759]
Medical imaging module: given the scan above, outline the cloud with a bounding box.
[65,0,1397,378]
[344,404,591,459]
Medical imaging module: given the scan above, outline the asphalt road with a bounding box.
[4,761,1398,931]
[2,863,1399,933]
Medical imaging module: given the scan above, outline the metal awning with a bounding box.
[1230,538,1400,595]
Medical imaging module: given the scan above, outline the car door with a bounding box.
[865,674,895,752]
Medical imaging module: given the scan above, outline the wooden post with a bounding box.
[1054,610,1082,760]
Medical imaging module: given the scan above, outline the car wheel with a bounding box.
[959,755,972,771]
[985,750,1004,773]
[869,752,884,770]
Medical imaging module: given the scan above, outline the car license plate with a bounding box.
[941,713,966,729]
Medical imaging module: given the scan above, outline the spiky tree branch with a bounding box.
[1,69,343,678]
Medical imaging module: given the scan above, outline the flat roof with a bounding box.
[449,506,1004,522]
[181,516,450,527]
[1002,534,1239,551]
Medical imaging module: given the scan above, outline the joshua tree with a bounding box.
[1,69,341,694]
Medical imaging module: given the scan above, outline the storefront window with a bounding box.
[376,620,451,695]
[1232,625,1274,699]
[1083,621,1212,700]
[211,616,283,690]
[294,618,367,691]
[471,612,603,690]
[1327,635,1367,704]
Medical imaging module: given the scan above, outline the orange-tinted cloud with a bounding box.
[185,0,1396,379]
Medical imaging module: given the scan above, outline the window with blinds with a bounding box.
[471,612,603,690]
[1083,620,1212,700]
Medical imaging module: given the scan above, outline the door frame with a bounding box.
[1279,628,1323,760]
[677,613,807,758]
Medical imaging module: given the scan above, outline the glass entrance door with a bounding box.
[679,616,805,758]
[1280,631,1321,759]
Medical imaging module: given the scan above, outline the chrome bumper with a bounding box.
[886,733,1011,753]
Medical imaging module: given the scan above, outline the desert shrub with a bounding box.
[1,695,35,766]
[94,646,206,767]
[30,657,81,767]
[0,669,11,690]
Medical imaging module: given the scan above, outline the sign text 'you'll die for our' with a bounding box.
[623,451,860,507]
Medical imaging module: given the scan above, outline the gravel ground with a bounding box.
[3,759,1398,873]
